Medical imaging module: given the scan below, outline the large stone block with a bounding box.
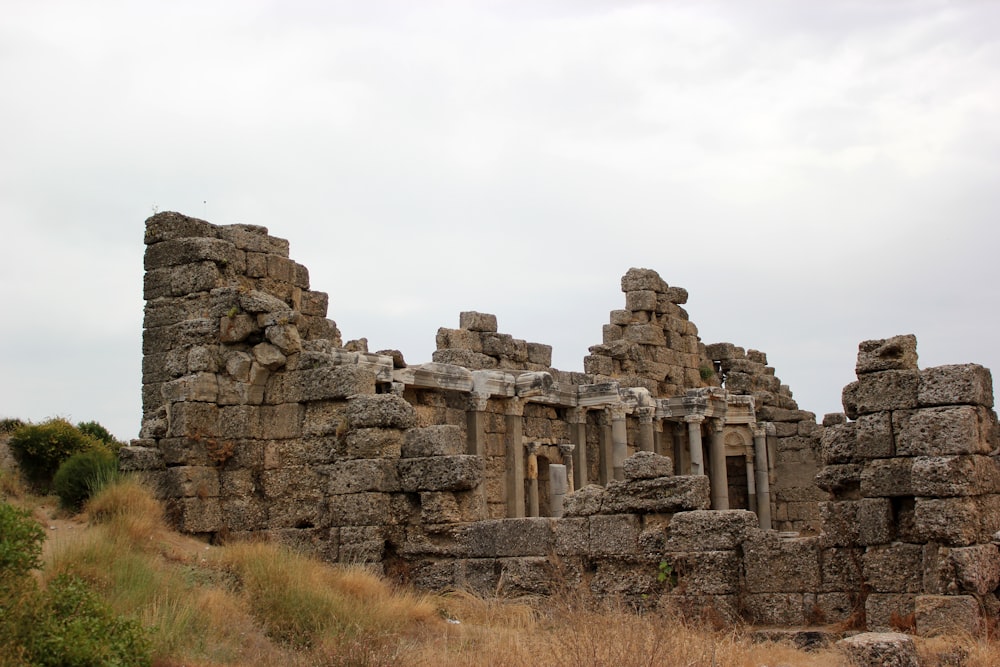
[924,543,1000,595]
[621,268,668,293]
[836,632,919,667]
[664,510,758,552]
[166,497,222,533]
[328,493,391,526]
[669,550,741,595]
[562,484,605,517]
[346,394,416,429]
[743,533,821,593]
[144,236,237,270]
[431,349,498,369]
[919,364,994,408]
[623,451,673,480]
[855,412,894,458]
[602,475,710,514]
[339,525,386,563]
[327,459,400,494]
[815,464,863,495]
[398,455,483,492]
[401,425,465,458]
[819,547,864,593]
[820,499,895,547]
[338,428,403,460]
[912,497,981,546]
[863,543,923,593]
[915,595,980,637]
[419,490,486,524]
[820,422,857,464]
[164,466,220,498]
[460,518,554,557]
[860,458,913,498]
[274,366,375,403]
[216,222,288,254]
[459,311,498,333]
[910,455,1000,497]
[144,211,216,244]
[856,335,919,375]
[589,514,640,556]
[893,406,996,456]
[741,593,807,626]
[865,593,915,632]
[842,370,919,418]
[144,262,222,299]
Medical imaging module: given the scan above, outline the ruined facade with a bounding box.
[124,212,1000,634]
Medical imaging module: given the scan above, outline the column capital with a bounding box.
[558,442,576,457]
[684,414,705,424]
[566,407,587,424]
[469,392,490,412]
[607,403,627,421]
[636,406,655,424]
[504,397,524,417]
[709,417,725,433]
[524,441,542,455]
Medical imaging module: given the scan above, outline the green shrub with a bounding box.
[8,418,105,490]
[53,450,120,511]
[0,501,44,587]
[0,417,24,434]
[77,421,124,450]
[11,573,152,667]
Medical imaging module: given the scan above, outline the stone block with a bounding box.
[164,466,220,498]
[820,499,895,547]
[623,323,666,346]
[497,557,555,595]
[221,497,268,532]
[602,475,710,515]
[118,446,163,472]
[814,464,863,495]
[663,286,688,305]
[670,550,740,595]
[819,547,864,593]
[167,497,222,533]
[401,424,465,458]
[924,543,1000,595]
[328,493,391,527]
[481,333,515,358]
[911,455,1000,497]
[459,311,498,333]
[621,267,667,293]
[276,366,375,403]
[821,422,857,464]
[743,533,821,593]
[328,459,400,494]
[842,370,919,418]
[856,335,919,375]
[622,451,673,480]
[338,428,402,459]
[860,458,913,498]
[919,364,994,408]
[814,592,856,624]
[894,406,996,457]
[431,349,498,369]
[742,593,807,626]
[865,593,915,632]
[339,525,385,563]
[626,289,658,312]
[589,557,659,599]
[143,262,222,299]
[257,403,303,439]
[419,490,486,524]
[460,518,553,557]
[915,595,980,637]
[589,514,640,556]
[526,342,552,367]
[166,401,220,438]
[863,543,923,593]
[554,517,590,556]
[216,222,288,254]
[346,394,416,429]
[664,510,758,552]
[855,412,894,458]
[562,484,605,517]
[913,497,981,546]
[836,632,919,667]
[398,455,483,492]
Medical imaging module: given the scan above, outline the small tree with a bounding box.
[8,419,106,491]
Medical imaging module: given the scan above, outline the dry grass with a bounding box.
[7,474,1000,666]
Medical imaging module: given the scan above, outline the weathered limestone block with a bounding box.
[924,543,1000,595]
[602,475,710,514]
[562,484,605,517]
[459,311,498,333]
[258,403,303,439]
[165,401,220,438]
[144,211,216,244]
[260,466,325,500]
[435,327,483,353]
[271,366,375,403]
[164,466,220,498]
[669,550,741,595]
[221,497,268,532]
[820,547,864,593]
[665,510,758,552]
[856,335,919,375]
[894,406,996,456]
[743,534,821,593]
[860,458,913,497]
[144,262,222,299]
[821,421,858,464]
[584,355,614,376]
[913,497,982,546]
[623,323,666,346]
[813,592,856,624]
[554,517,590,556]
[219,313,257,343]
[346,394,416,430]
[855,412,894,459]
[741,593,807,626]
[338,428,403,460]
[589,514,640,556]
[461,518,553,557]
[431,349,499,369]
[621,268,668,293]
[401,425,465,458]
[143,319,219,356]
[167,497,223,533]
[863,543,923,593]
[339,525,385,563]
[915,595,980,637]
[814,464,863,495]
[118,445,164,472]
[865,593,915,632]
[842,370,919,418]
[265,323,302,355]
[526,342,552,367]
[327,459,400,494]
[919,364,994,408]
[625,289,657,312]
[836,632,919,667]
[663,286,688,305]
[328,493,391,526]
[215,222,288,255]
[498,557,555,595]
[910,455,1000,497]
[398,455,483,492]
[623,451,673,480]
[820,499,895,547]
[589,557,659,599]
[144,236,238,271]
[419,491,486,524]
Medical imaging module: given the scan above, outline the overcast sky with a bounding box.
[2,0,998,441]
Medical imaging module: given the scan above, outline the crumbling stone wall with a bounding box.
[125,212,1000,634]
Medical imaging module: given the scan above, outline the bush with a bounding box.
[0,501,44,587]
[0,417,24,434]
[77,421,124,450]
[8,418,105,490]
[53,450,120,511]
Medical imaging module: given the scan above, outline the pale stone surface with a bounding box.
[346,394,417,430]
[821,422,857,464]
[459,311,498,332]
[863,543,923,593]
[743,533,821,593]
[893,405,995,457]
[915,595,980,636]
[665,510,758,552]
[859,458,913,497]
[842,370,919,418]
[622,451,673,480]
[836,632,919,667]
[602,475,711,514]
[919,364,994,408]
[401,425,465,458]
[820,499,895,547]
[461,518,553,557]
[669,550,740,595]
[589,514,640,556]
[856,335,919,375]
[398,455,483,492]
[910,455,1000,497]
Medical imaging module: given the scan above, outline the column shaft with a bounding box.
[708,421,729,510]
[753,425,772,530]
[686,417,704,476]
[505,399,525,518]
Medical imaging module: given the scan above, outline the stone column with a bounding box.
[549,463,568,518]
[685,414,705,476]
[558,443,576,494]
[672,422,685,475]
[708,419,729,510]
[505,398,525,518]
[637,406,655,453]
[745,452,758,514]
[598,410,613,486]
[610,404,628,482]
[466,393,489,457]
[752,423,772,530]
[525,442,541,518]
[568,408,588,490]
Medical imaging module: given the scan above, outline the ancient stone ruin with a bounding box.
[124,211,1000,635]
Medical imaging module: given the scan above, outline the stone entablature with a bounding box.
[125,213,1000,635]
